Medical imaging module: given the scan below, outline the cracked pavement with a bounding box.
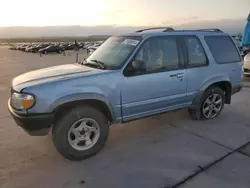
[1,46,250,188]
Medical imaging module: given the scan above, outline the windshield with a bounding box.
[86,36,141,69]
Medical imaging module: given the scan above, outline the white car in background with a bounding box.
[87,43,101,54]
[87,43,101,50]
[244,52,250,76]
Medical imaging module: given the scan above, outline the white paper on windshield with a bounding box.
[123,39,140,46]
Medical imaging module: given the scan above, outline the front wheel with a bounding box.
[189,87,225,120]
[52,105,109,161]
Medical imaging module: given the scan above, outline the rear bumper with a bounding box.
[232,83,243,95]
[8,99,53,136]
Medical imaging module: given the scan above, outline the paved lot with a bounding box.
[0,46,250,188]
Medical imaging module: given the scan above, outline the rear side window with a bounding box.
[184,37,207,67]
[205,36,241,64]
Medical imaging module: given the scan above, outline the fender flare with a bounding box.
[191,76,231,109]
[47,93,116,122]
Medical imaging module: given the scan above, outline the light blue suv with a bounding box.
[8,27,243,160]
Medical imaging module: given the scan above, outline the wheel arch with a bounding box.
[49,93,116,124]
[192,76,232,108]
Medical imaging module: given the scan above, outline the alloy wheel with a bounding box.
[68,118,100,151]
[202,93,223,119]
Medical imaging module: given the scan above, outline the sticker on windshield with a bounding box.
[123,39,140,46]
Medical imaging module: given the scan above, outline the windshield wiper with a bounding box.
[77,59,87,65]
[77,59,98,68]
[90,59,106,69]
[77,59,106,69]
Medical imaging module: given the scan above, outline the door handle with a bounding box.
[176,73,184,78]
[170,73,184,78]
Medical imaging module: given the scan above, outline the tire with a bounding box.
[189,87,225,120]
[52,105,109,161]
[43,50,47,54]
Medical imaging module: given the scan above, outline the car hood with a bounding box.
[12,64,105,92]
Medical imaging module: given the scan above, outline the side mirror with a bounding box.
[132,60,146,72]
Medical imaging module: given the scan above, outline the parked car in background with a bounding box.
[18,44,28,51]
[38,45,63,54]
[9,45,16,50]
[83,43,91,50]
[83,42,90,48]
[58,44,66,51]
[243,52,250,76]
[231,34,249,58]
[88,43,101,50]
[25,44,36,52]
[30,44,50,53]
[78,42,85,48]
[242,46,250,58]
[87,45,99,54]
[8,27,243,161]
[87,43,101,54]
[8,42,89,53]
[66,44,76,50]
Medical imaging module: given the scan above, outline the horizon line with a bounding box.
[0,17,246,28]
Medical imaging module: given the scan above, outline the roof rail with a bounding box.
[136,27,175,33]
[196,28,223,33]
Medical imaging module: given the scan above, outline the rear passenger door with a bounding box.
[182,36,210,102]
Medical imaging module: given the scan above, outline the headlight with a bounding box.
[11,92,35,110]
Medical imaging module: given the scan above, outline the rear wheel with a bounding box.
[52,105,109,161]
[189,87,225,120]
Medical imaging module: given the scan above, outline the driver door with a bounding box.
[121,36,188,121]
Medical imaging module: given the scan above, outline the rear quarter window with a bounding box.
[205,36,241,64]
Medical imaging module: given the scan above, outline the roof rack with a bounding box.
[135,27,223,33]
[136,27,175,33]
[196,28,223,33]
[173,28,224,33]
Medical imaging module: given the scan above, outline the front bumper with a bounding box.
[243,68,250,76]
[8,99,54,136]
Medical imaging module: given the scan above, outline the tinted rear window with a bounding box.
[205,36,241,64]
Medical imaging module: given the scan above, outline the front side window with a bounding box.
[87,36,141,69]
[134,37,180,72]
[184,37,207,67]
[205,36,241,64]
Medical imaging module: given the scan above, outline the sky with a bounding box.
[0,0,249,27]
